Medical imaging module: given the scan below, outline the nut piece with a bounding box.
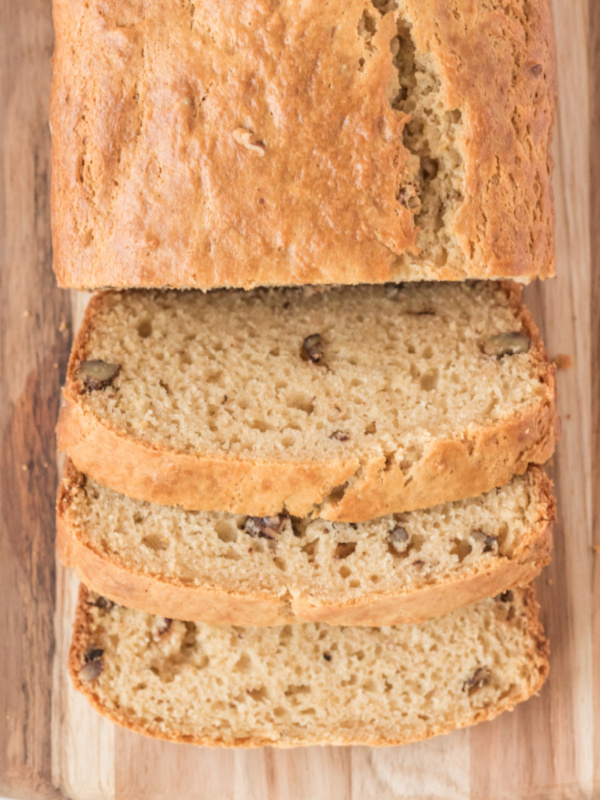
[387,525,409,556]
[244,515,287,540]
[78,648,104,683]
[330,430,350,441]
[497,590,514,603]
[471,530,498,553]
[301,334,325,364]
[483,332,530,357]
[387,526,409,545]
[88,596,114,611]
[152,617,173,641]
[79,359,121,391]
[462,665,492,694]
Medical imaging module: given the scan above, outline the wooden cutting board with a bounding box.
[1,0,599,797]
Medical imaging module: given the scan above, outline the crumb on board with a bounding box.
[553,353,573,370]
[58,320,68,333]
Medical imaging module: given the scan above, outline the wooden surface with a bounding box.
[1,0,598,797]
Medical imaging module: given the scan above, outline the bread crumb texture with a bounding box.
[64,283,552,459]
[70,585,549,747]
[51,0,556,288]
[59,464,553,625]
[58,282,558,519]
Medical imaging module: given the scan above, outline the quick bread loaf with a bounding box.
[51,0,556,289]
[70,585,549,748]
[58,463,553,626]
[57,282,558,521]
[54,0,558,755]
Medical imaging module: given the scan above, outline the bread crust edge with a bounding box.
[67,584,550,748]
[57,466,554,627]
[57,284,559,522]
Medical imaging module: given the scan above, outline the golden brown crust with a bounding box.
[298,522,552,625]
[57,284,559,522]
[51,0,555,289]
[328,281,559,519]
[68,584,550,748]
[57,390,557,521]
[57,463,554,626]
[51,0,415,290]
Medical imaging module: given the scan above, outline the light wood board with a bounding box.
[1,0,599,797]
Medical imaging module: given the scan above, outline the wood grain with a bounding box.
[589,0,600,791]
[1,0,599,797]
[0,1,71,798]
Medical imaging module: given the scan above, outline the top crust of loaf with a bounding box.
[51,0,556,289]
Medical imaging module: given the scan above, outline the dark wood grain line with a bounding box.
[590,0,600,789]
[0,0,71,797]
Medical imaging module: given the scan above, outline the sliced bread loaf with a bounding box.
[70,585,549,748]
[51,0,556,289]
[58,463,553,627]
[58,282,558,521]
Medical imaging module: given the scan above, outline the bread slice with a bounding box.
[70,585,549,748]
[58,282,558,522]
[58,463,553,627]
[51,0,556,289]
